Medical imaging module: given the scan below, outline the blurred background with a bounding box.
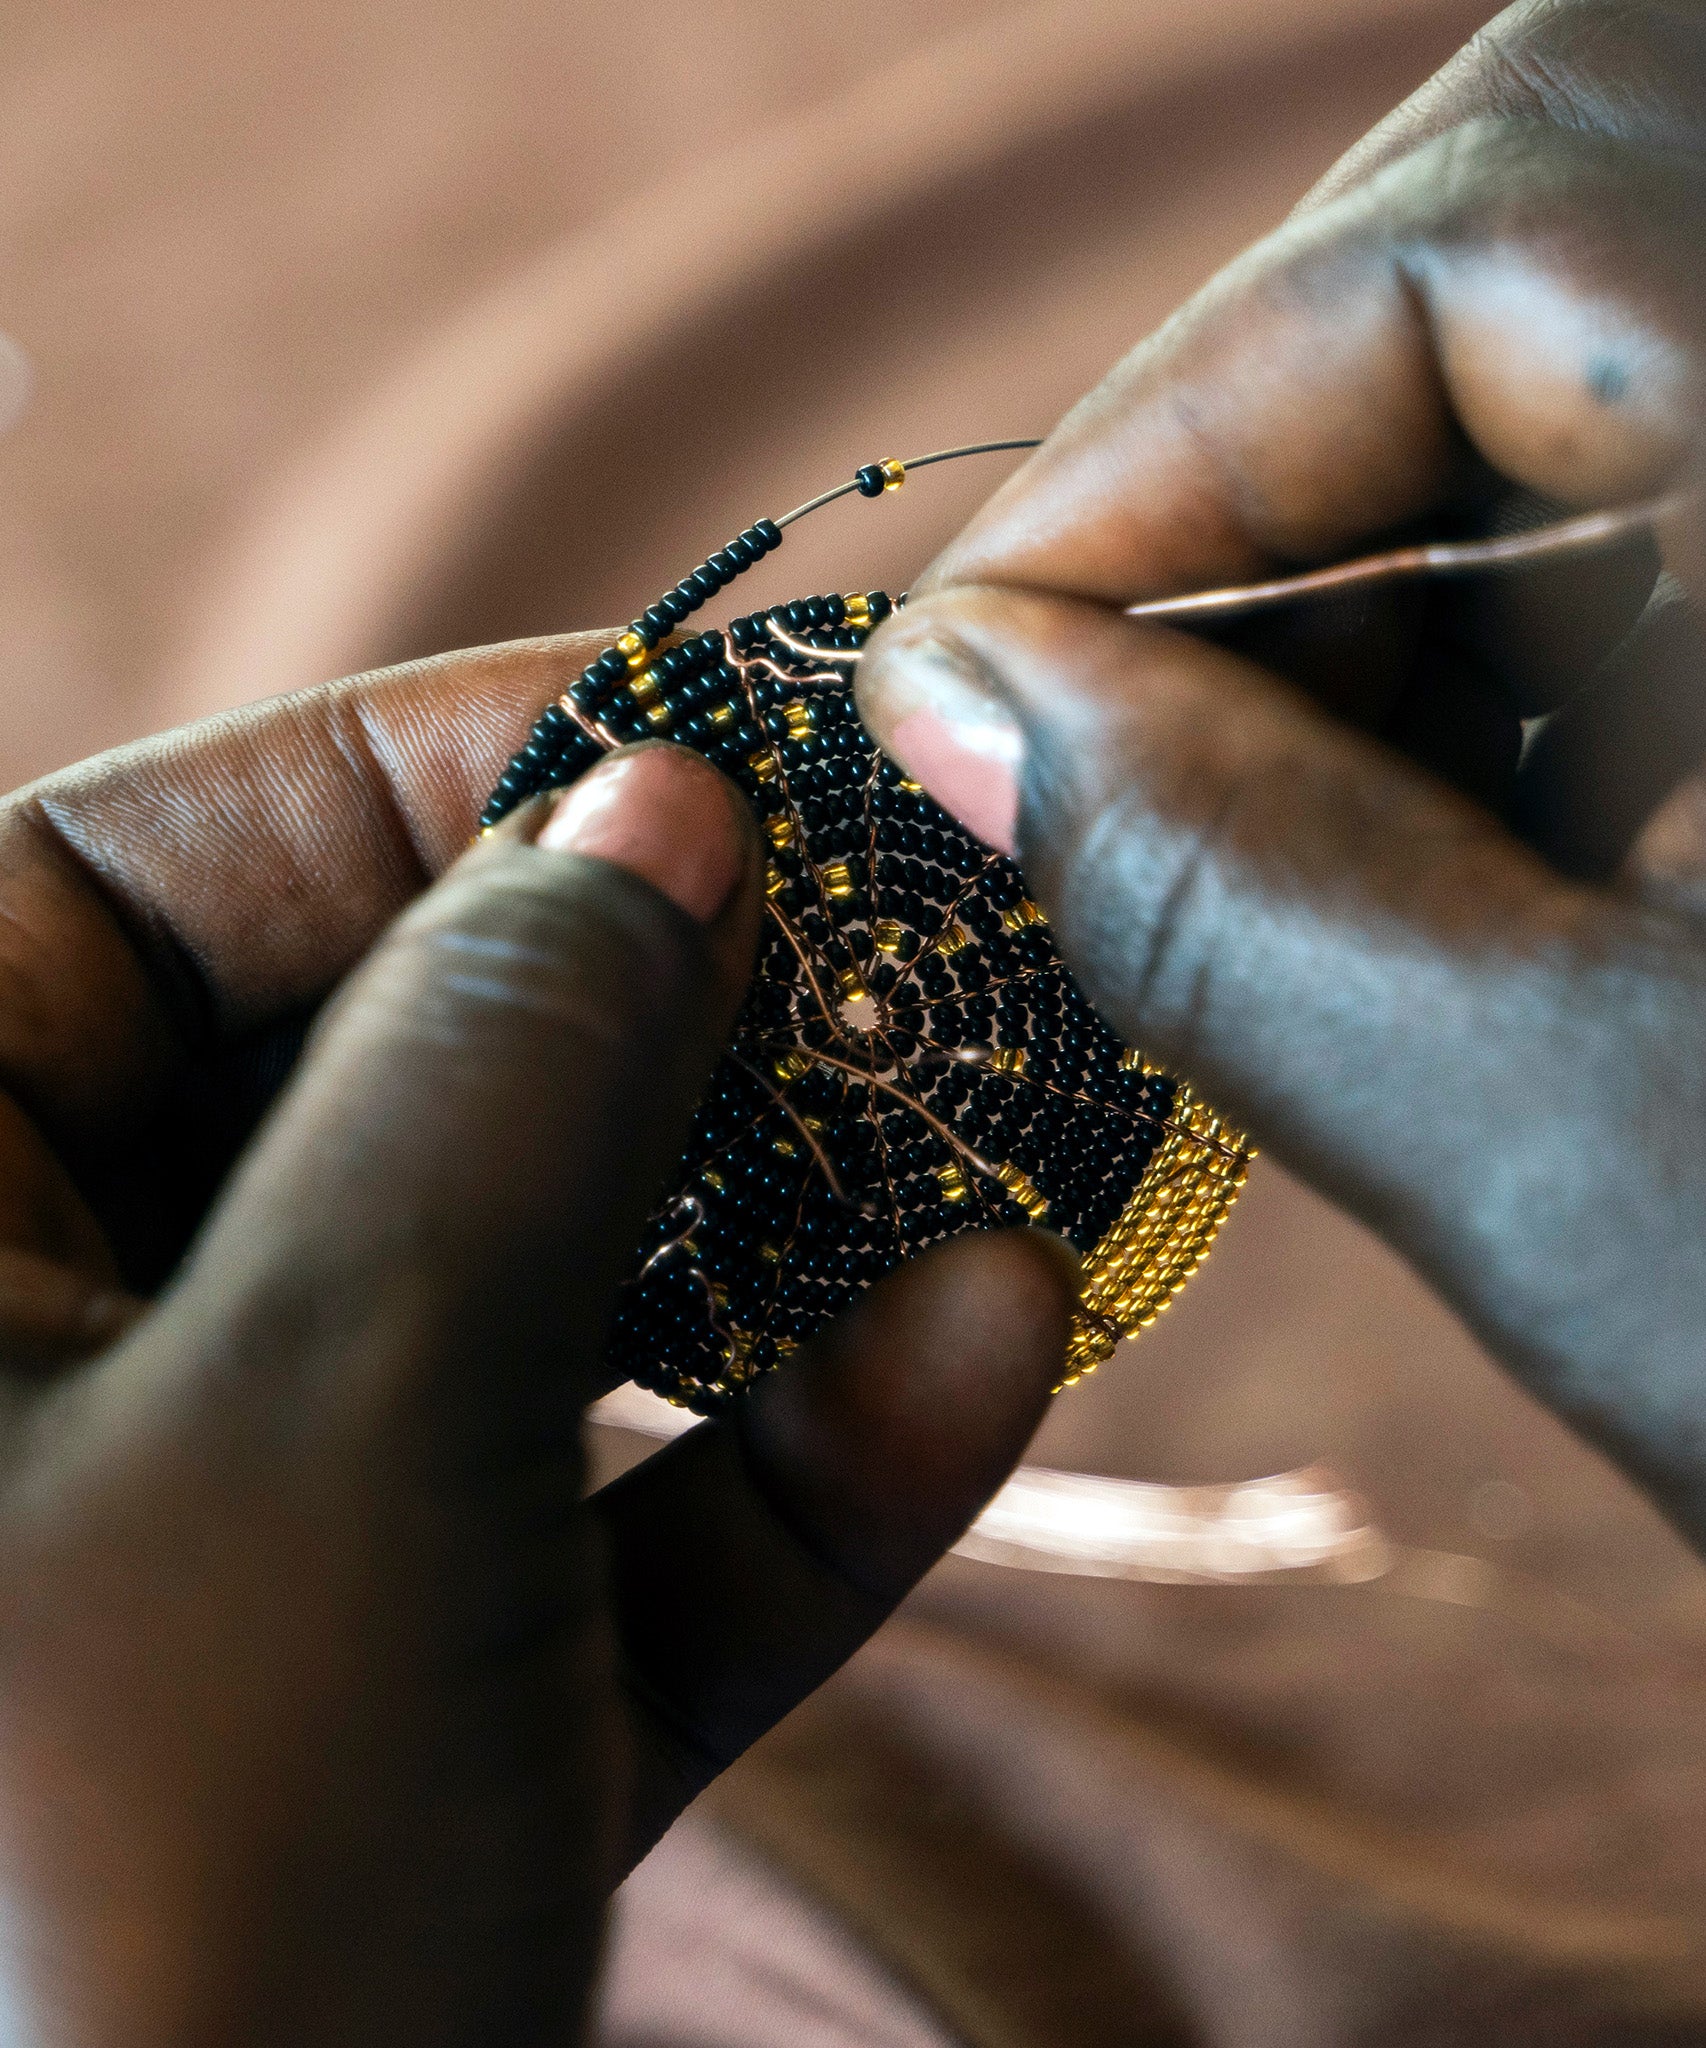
[7,0,1706,2040]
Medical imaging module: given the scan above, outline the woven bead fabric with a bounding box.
[485,592,1249,1411]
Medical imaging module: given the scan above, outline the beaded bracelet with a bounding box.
[483,444,1251,1410]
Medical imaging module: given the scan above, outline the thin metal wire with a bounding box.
[774,439,1043,529]
[1123,490,1695,623]
[771,442,1691,628]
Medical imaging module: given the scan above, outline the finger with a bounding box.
[853,585,1706,1536]
[0,634,601,1283]
[919,120,1706,641]
[1,633,603,1141]
[141,742,760,1463]
[589,1228,1078,1868]
[1300,0,1706,211]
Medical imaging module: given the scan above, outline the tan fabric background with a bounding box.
[5,1,1706,2040]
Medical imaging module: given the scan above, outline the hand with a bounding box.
[857,0,1706,1547]
[0,639,1076,2046]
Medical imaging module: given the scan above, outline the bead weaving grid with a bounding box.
[485,583,1250,1413]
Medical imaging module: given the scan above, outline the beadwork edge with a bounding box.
[1060,1083,1252,1388]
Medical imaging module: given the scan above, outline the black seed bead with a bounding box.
[856,464,886,497]
[709,550,737,578]
[754,519,781,549]
[477,588,1198,1412]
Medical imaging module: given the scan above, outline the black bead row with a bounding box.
[480,584,1169,1413]
[478,515,783,828]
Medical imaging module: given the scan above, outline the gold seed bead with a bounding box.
[773,1137,797,1158]
[990,1046,1027,1074]
[995,1161,1049,1219]
[765,814,796,850]
[823,860,856,898]
[749,750,777,781]
[764,863,789,898]
[873,918,905,953]
[937,1162,969,1202]
[644,703,672,728]
[844,591,872,623]
[701,1168,725,1192]
[879,458,906,491]
[1119,1047,1169,1078]
[898,775,923,793]
[937,920,967,956]
[782,700,813,741]
[773,1050,811,1082]
[629,669,660,705]
[709,701,737,727]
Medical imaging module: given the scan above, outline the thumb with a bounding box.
[156,740,761,1453]
[0,743,763,2048]
[855,586,1674,1359]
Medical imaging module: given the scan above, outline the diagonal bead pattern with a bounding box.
[485,586,1250,1412]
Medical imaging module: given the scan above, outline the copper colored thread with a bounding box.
[1123,492,1692,623]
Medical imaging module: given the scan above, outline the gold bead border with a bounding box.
[1059,1082,1252,1389]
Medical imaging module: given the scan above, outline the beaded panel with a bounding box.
[485,593,1250,1411]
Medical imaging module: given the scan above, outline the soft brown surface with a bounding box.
[8,0,1706,2041]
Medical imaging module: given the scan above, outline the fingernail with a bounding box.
[861,635,1023,854]
[537,745,747,923]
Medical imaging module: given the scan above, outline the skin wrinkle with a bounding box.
[1057,775,1234,1078]
[334,697,436,900]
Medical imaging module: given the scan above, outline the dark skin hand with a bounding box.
[859,0,1706,1549]
[13,2,1706,2038]
[0,636,1077,2046]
